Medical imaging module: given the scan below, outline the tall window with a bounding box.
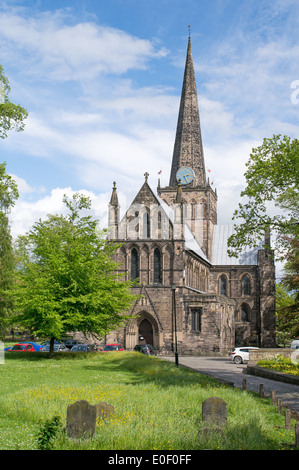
[143,211,150,238]
[191,308,202,332]
[154,248,162,284]
[241,303,250,322]
[131,248,139,280]
[219,275,227,296]
[157,211,161,239]
[242,275,251,295]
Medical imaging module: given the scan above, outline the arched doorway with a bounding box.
[139,318,153,345]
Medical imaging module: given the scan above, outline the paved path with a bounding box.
[160,355,299,416]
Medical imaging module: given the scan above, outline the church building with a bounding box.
[105,37,276,355]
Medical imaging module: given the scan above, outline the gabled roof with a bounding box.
[131,178,160,206]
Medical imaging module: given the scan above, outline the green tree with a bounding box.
[13,193,137,356]
[276,236,299,342]
[275,282,297,345]
[227,135,299,260]
[0,64,28,139]
[0,162,18,339]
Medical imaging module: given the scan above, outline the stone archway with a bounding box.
[139,318,153,345]
[125,310,162,350]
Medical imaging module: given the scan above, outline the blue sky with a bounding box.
[1,0,298,261]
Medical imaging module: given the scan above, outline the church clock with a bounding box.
[176,167,194,185]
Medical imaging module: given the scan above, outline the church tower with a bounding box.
[158,37,217,260]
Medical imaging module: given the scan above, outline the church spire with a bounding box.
[169,36,206,188]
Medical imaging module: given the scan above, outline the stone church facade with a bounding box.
[103,37,276,355]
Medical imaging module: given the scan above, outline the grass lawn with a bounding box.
[0,348,297,450]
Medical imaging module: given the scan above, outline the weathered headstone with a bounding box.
[95,402,115,420]
[66,400,97,439]
[202,397,227,427]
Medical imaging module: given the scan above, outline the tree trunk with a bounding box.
[49,336,55,358]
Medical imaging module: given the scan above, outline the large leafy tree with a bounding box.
[0,163,18,339]
[276,236,299,341]
[275,281,297,345]
[0,65,27,338]
[0,64,28,139]
[13,193,137,356]
[227,135,299,260]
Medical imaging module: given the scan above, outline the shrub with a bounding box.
[36,415,62,450]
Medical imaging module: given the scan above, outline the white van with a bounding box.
[290,339,299,349]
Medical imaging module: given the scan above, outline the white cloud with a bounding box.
[0,10,168,81]
[10,174,34,195]
[9,185,113,238]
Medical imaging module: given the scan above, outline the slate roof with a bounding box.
[212,224,260,266]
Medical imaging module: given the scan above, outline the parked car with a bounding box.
[290,339,299,349]
[42,344,69,352]
[70,344,94,352]
[230,347,259,364]
[62,339,84,350]
[101,343,124,352]
[7,342,43,352]
[41,340,66,347]
[133,344,156,355]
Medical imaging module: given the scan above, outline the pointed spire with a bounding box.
[108,182,120,240]
[109,181,119,206]
[169,36,206,187]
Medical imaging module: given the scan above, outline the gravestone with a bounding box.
[66,400,97,439]
[202,397,227,427]
[95,402,115,420]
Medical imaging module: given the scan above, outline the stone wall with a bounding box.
[248,348,295,365]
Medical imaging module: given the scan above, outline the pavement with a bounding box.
[160,355,299,416]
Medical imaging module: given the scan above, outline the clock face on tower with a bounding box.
[176,167,194,185]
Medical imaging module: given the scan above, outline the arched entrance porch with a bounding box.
[125,311,161,350]
[139,318,153,345]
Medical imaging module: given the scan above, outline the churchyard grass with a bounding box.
[0,348,296,450]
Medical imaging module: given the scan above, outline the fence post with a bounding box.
[285,409,291,429]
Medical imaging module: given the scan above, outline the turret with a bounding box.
[108,181,120,239]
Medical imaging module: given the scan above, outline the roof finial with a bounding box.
[188,24,191,38]
[144,172,149,182]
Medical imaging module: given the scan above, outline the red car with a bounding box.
[8,343,41,352]
[101,344,124,352]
